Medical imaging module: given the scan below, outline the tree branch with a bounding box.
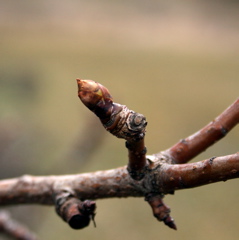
[0,168,142,206]
[0,80,238,232]
[145,193,177,230]
[160,98,239,164]
[0,211,38,240]
[156,152,239,193]
[0,153,238,205]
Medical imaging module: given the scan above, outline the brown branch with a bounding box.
[160,98,239,164]
[0,80,238,232]
[0,168,142,205]
[0,153,238,205]
[156,152,239,194]
[0,211,38,240]
[0,152,238,230]
[77,79,148,180]
[126,137,147,180]
[145,193,177,230]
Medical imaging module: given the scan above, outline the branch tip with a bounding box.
[145,193,177,230]
[77,79,113,117]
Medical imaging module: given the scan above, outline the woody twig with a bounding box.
[160,98,239,164]
[77,79,148,180]
[0,80,238,233]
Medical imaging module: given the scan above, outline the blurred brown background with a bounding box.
[0,1,239,239]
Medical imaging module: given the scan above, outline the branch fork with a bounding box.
[0,80,238,236]
[77,79,239,230]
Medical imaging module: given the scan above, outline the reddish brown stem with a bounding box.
[0,153,238,231]
[157,153,239,193]
[126,138,147,180]
[161,98,239,164]
[145,193,177,230]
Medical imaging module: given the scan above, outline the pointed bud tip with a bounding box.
[76,79,83,93]
[76,79,104,110]
[76,79,90,91]
[76,79,98,93]
[169,223,177,230]
[165,219,177,230]
[77,79,92,97]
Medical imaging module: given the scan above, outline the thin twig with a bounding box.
[0,210,38,240]
[145,193,177,230]
[157,152,239,193]
[159,98,239,164]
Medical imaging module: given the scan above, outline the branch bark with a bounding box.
[0,80,238,233]
[160,98,239,164]
[156,152,239,193]
[0,153,238,205]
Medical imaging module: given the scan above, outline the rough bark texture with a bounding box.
[0,153,238,204]
[0,80,238,236]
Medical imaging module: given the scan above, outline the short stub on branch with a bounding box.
[54,190,96,230]
[77,79,148,180]
[145,193,177,230]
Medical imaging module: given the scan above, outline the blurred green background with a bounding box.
[0,1,239,239]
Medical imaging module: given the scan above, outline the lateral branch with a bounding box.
[0,80,238,232]
[160,98,239,164]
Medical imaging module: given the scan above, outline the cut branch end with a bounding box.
[54,190,96,230]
